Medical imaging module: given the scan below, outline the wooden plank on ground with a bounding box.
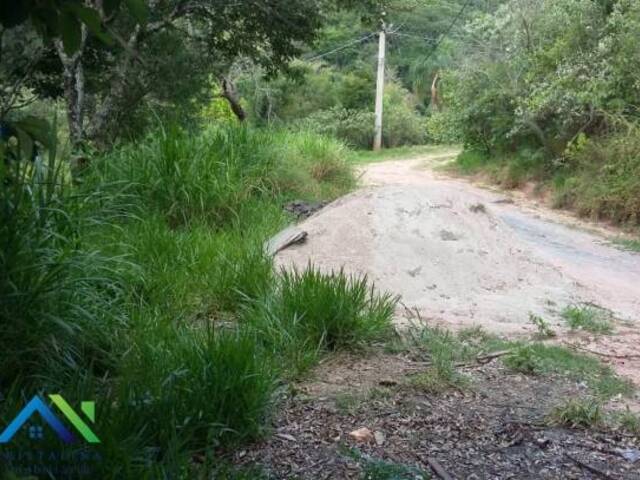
[265,226,308,256]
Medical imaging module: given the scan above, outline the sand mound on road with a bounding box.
[276,183,582,335]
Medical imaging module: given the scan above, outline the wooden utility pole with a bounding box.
[373,25,386,151]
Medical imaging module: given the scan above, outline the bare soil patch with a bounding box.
[237,352,640,479]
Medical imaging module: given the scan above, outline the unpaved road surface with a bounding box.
[276,152,640,382]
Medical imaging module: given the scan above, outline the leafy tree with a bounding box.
[432,0,640,157]
[2,0,382,147]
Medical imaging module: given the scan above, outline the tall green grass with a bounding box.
[1,124,395,478]
[0,129,126,388]
[245,267,397,376]
[89,126,353,228]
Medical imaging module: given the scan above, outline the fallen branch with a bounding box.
[426,457,454,480]
[565,343,640,360]
[455,350,512,368]
[476,350,512,364]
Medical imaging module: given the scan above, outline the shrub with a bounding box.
[426,109,463,144]
[300,107,376,149]
[555,129,640,224]
[298,84,426,150]
[382,82,427,148]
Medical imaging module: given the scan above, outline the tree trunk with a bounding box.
[62,60,85,147]
[56,27,88,148]
[431,72,441,111]
[85,26,142,146]
[220,77,246,122]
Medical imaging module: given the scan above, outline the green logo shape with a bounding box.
[48,395,100,443]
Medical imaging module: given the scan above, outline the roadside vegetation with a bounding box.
[562,305,615,335]
[431,0,640,228]
[613,237,640,252]
[0,125,395,478]
[402,320,634,421]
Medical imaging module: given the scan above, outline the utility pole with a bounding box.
[373,24,386,151]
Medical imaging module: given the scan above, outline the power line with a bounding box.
[305,32,377,62]
[420,0,473,63]
[389,31,438,44]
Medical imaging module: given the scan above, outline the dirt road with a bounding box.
[276,151,640,381]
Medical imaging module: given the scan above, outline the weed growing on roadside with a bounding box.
[549,398,603,429]
[616,408,640,435]
[2,124,364,477]
[245,267,397,377]
[368,387,393,402]
[503,344,633,399]
[529,313,557,339]
[562,305,614,334]
[504,345,544,374]
[409,368,468,394]
[612,237,640,252]
[405,326,480,393]
[362,458,429,480]
[335,392,363,414]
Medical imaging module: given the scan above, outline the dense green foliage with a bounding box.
[0,126,395,478]
[217,1,497,148]
[433,0,640,224]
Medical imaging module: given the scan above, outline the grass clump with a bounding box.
[504,345,545,375]
[612,237,640,252]
[0,133,126,388]
[246,267,397,376]
[362,458,429,480]
[409,368,467,394]
[118,326,277,449]
[504,344,633,399]
[402,324,519,394]
[405,325,506,393]
[550,398,604,429]
[529,313,557,339]
[335,392,364,414]
[562,304,614,334]
[348,144,457,164]
[616,408,640,435]
[91,125,353,228]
